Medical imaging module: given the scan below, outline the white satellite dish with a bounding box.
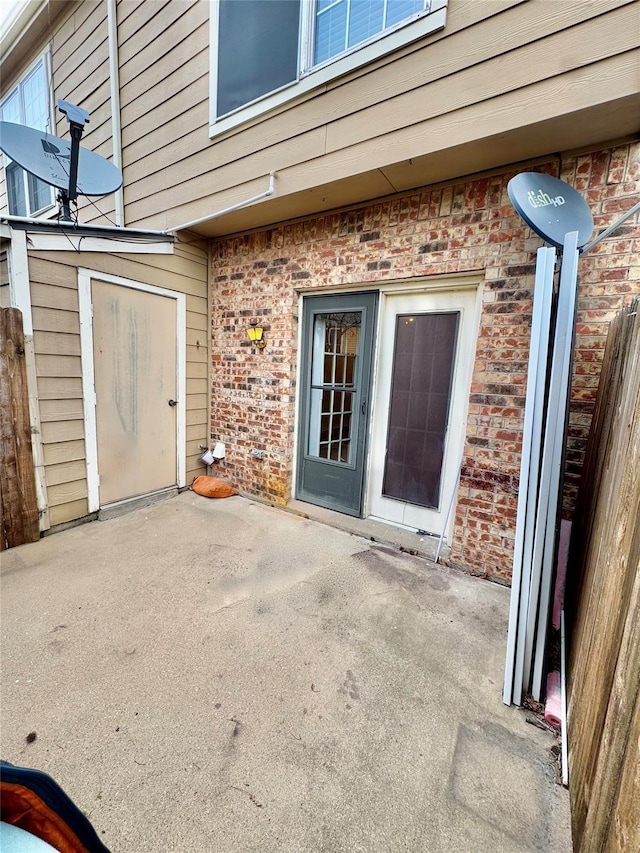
[0,100,122,222]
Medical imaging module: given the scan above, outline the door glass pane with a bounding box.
[383,312,458,508]
[308,311,361,463]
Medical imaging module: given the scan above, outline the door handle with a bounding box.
[168,399,178,407]
[361,397,367,415]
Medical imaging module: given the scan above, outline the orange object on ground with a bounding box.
[190,476,238,498]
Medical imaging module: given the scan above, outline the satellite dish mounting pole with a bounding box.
[57,100,90,223]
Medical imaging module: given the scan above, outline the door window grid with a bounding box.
[309,312,360,463]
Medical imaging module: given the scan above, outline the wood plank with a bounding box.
[43,439,86,466]
[49,497,89,527]
[32,307,80,335]
[168,0,619,175]
[186,422,207,442]
[567,298,640,852]
[35,354,82,379]
[45,459,88,487]
[186,345,208,364]
[0,285,10,310]
[186,328,207,348]
[187,311,208,332]
[33,331,82,357]
[186,393,208,411]
[31,282,79,312]
[125,124,326,204]
[39,398,85,423]
[120,43,208,118]
[186,361,208,380]
[186,377,208,396]
[37,376,83,401]
[586,570,640,851]
[0,308,40,549]
[186,296,208,317]
[118,0,199,85]
[41,419,85,444]
[29,257,78,289]
[120,4,208,86]
[606,686,640,853]
[117,0,172,45]
[52,0,106,75]
[186,407,207,427]
[326,2,639,153]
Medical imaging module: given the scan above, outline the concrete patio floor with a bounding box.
[0,492,571,852]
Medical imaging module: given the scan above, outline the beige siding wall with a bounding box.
[3,0,636,231]
[29,236,209,526]
[0,247,9,308]
[51,1,115,227]
[110,0,638,232]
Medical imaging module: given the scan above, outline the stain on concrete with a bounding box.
[338,670,360,701]
[449,720,556,851]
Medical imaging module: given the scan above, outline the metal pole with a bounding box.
[581,201,640,254]
[503,246,556,705]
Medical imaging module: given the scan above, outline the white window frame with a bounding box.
[209,0,447,137]
[0,51,56,218]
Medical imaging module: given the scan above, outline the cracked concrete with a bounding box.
[0,492,571,852]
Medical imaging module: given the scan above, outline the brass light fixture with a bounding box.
[247,321,266,348]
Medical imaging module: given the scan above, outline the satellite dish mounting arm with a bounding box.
[57,100,90,223]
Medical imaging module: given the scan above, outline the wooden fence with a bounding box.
[0,307,40,550]
[567,296,640,852]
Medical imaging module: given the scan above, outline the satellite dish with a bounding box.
[0,121,122,196]
[508,172,593,249]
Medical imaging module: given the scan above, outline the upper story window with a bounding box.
[210,0,446,136]
[1,54,55,217]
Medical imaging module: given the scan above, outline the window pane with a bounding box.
[315,0,428,64]
[315,0,347,64]
[386,0,425,27]
[382,312,458,508]
[217,0,300,117]
[1,59,53,215]
[348,0,384,48]
[6,162,27,216]
[22,63,49,130]
[28,172,52,213]
[1,90,20,124]
[307,310,361,462]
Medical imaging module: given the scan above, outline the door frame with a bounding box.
[366,277,482,542]
[78,268,186,512]
[293,274,482,538]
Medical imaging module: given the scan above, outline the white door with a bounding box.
[90,278,179,506]
[78,269,186,512]
[367,286,478,539]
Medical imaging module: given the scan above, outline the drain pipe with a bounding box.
[170,172,276,233]
[107,0,125,227]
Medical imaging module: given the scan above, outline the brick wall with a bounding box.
[210,142,639,583]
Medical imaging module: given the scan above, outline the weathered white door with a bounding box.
[91,279,178,505]
[367,285,478,538]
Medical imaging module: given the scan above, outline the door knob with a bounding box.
[168,399,178,407]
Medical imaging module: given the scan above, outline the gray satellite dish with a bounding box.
[508,172,593,249]
[0,122,122,196]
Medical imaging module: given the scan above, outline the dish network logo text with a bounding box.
[527,189,565,209]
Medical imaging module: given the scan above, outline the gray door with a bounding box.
[297,292,378,516]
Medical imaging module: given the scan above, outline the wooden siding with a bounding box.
[3,0,637,232]
[29,237,209,526]
[50,1,116,227]
[567,298,640,853]
[0,248,9,308]
[108,0,639,234]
